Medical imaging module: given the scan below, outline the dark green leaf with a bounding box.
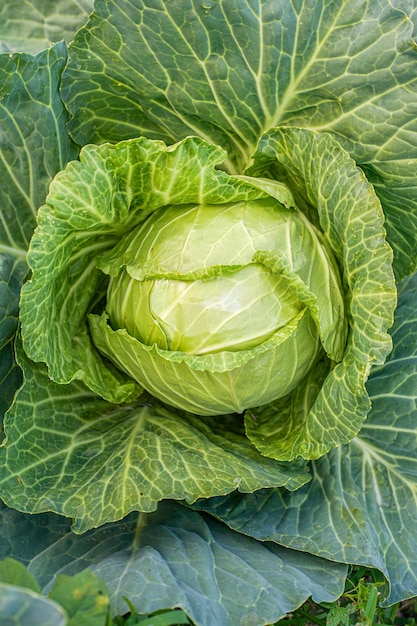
[0,43,78,254]
[0,255,26,426]
[0,501,347,626]
[0,43,79,420]
[0,0,94,54]
[61,0,417,277]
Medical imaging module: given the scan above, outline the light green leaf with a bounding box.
[0,0,94,54]
[193,272,417,606]
[101,192,345,361]
[49,570,110,626]
[0,558,40,593]
[61,0,417,277]
[0,339,310,531]
[19,136,268,404]
[89,307,319,416]
[243,127,396,461]
[0,583,67,626]
[0,501,347,626]
[326,605,350,626]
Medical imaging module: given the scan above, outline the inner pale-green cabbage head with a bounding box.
[98,195,347,415]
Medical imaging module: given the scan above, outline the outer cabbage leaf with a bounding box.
[243,127,396,460]
[0,500,347,626]
[0,256,26,428]
[193,271,417,606]
[0,43,78,254]
[0,584,67,626]
[0,0,94,54]
[61,0,417,278]
[0,338,310,532]
[0,43,78,423]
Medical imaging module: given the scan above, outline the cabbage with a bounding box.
[19,129,395,461]
[1,1,417,623]
[94,194,346,415]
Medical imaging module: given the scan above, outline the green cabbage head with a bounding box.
[99,196,346,415]
[20,128,396,461]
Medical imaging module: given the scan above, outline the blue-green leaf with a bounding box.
[0,500,347,626]
[0,583,67,626]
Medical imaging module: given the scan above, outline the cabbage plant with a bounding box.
[1,1,417,625]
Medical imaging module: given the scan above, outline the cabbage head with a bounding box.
[98,193,346,415]
[20,128,396,462]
